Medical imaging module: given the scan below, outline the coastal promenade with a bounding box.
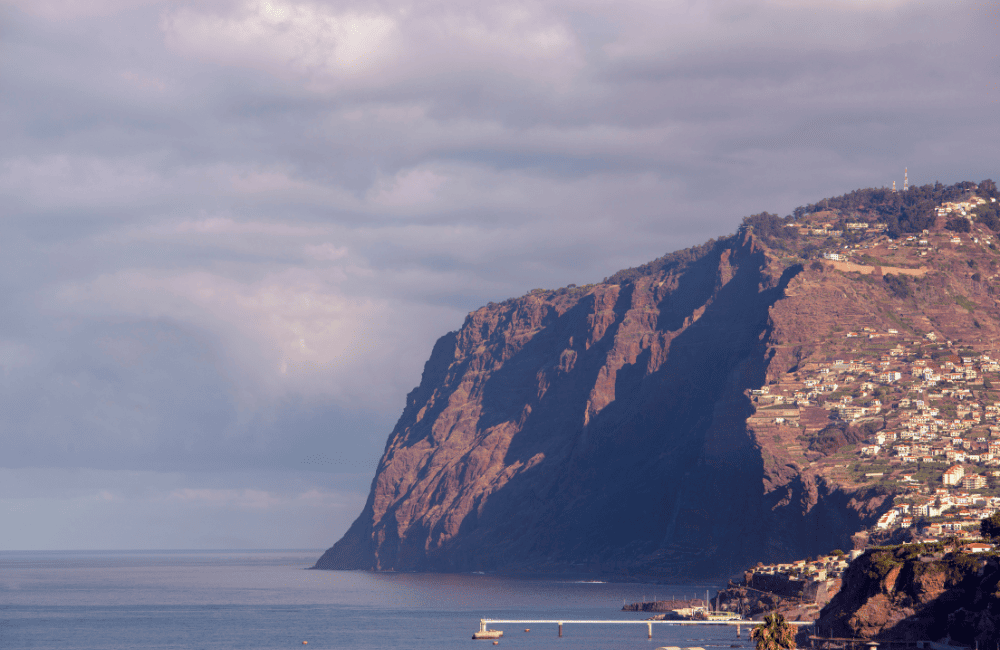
[475,618,814,639]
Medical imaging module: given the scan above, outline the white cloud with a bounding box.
[2,0,997,551]
[163,1,400,79]
[161,0,582,91]
[368,167,449,210]
[303,243,349,261]
[55,267,393,404]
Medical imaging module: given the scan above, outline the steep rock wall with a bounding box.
[316,231,886,578]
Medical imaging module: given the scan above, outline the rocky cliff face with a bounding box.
[316,227,894,579]
[815,545,1000,647]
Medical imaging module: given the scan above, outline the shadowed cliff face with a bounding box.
[316,230,884,578]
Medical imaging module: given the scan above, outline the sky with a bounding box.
[1,0,998,551]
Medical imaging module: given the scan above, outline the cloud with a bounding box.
[0,0,162,19]
[163,1,401,80]
[161,0,581,92]
[0,468,368,549]
[54,267,395,402]
[1,0,998,549]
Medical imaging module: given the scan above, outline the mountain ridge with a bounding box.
[316,180,999,579]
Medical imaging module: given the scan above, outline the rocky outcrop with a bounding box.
[815,545,1000,647]
[715,583,831,622]
[622,599,706,612]
[315,227,892,579]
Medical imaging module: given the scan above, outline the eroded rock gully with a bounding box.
[316,230,888,578]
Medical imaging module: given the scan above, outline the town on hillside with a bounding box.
[746,186,1000,541]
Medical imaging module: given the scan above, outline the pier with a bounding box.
[475,618,814,640]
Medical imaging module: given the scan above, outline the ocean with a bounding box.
[0,550,751,650]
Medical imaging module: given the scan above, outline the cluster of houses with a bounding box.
[752,337,1000,425]
[747,551,861,584]
[897,230,993,251]
[822,227,993,262]
[734,196,1000,606]
[747,199,1000,537]
[876,488,1000,533]
[751,333,1000,534]
[797,196,992,242]
[743,539,996,605]
[800,221,888,239]
[800,196,995,263]
[935,196,993,220]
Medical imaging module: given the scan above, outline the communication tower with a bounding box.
[903,168,909,191]
[893,181,896,193]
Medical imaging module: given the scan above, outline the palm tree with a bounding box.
[751,613,796,650]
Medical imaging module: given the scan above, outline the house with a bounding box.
[943,465,965,486]
[876,511,898,529]
[963,474,987,490]
[962,542,994,553]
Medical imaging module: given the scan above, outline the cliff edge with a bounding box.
[317,229,882,578]
[316,181,1000,579]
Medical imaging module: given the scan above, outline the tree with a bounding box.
[945,216,971,233]
[980,511,1000,541]
[751,613,796,650]
[980,179,998,199]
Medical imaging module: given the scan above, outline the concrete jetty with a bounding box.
[474,618,814,640]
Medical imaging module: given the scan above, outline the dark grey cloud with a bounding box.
[1,0,997,549]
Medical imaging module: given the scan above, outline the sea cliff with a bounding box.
[317,181,1000,579]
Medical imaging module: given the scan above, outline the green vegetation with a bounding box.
[604,238,723,285]
[865,550,900,581]
[884,274,913,299]
[955,295,977,312]
[973,196,1000,230]
[981,512,1000,541]
[946,552,982,584]
[946,217,972,233]
[750,613,795,650]
[793,180,992,235]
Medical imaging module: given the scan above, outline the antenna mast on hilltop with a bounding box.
[893,180,897,193]
[904,168,909,191]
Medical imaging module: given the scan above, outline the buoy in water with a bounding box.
[302,642,308,645]
[524,629,530,632]
[493,642,498,645]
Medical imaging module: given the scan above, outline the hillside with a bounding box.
[316,180,1000,579]
[815,543,1000,647]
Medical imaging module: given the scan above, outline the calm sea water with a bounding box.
[0,550,753,650]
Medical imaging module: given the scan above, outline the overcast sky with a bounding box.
[1,0,997,550]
